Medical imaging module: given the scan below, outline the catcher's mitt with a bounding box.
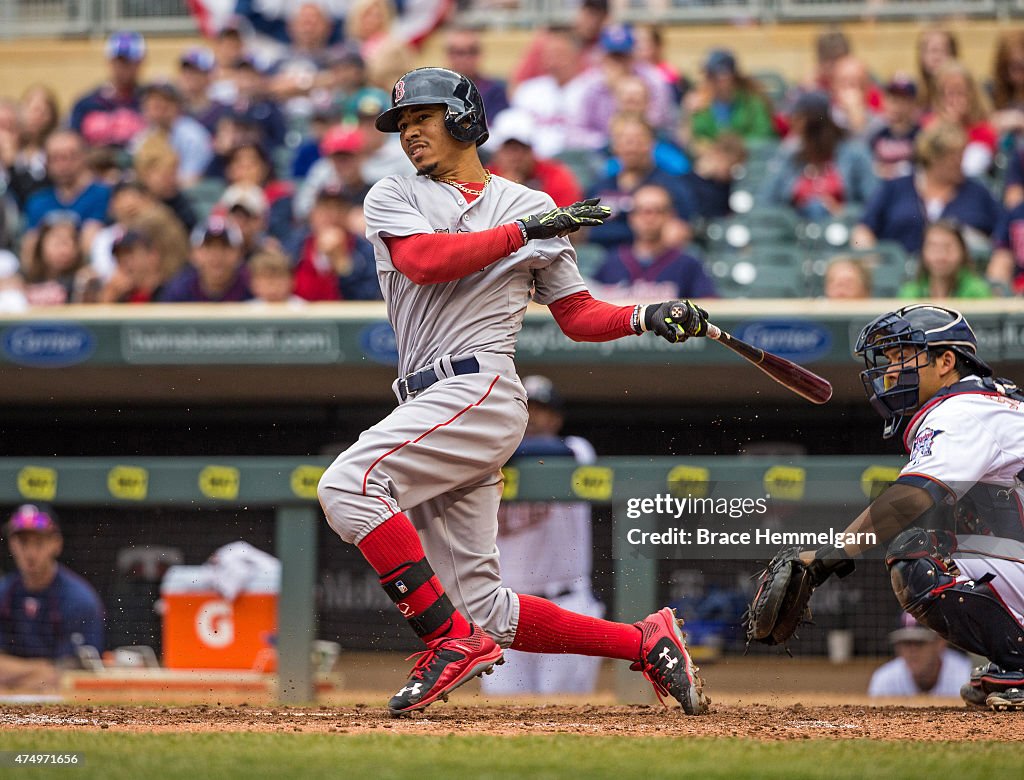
[745,547,815,649]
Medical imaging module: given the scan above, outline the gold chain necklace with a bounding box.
[432,170,492,197]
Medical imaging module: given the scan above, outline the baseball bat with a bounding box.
[705,323,833,405]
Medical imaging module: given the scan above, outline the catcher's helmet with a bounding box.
[854,304,991,438]
[375,67,489,146]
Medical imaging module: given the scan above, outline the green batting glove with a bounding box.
[518,198,611,241]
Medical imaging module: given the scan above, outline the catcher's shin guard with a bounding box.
[887,529,1024,669]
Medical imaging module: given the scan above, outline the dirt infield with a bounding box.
[1,703,1020,741]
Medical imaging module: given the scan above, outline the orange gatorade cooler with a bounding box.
[161,566,278,670]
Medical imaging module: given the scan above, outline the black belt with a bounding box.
[398,356,480,401]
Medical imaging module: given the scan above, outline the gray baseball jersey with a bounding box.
[362,174,587,377]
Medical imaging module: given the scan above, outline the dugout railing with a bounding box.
[0,455,906,703]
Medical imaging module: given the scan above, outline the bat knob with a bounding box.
[706,323,722,340]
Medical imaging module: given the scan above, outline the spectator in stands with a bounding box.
[759,91,876,220]
[917,26,959,113]
[222,141,294,243]
[854,122,1002,254]
[90,180,189,286]
[97,227,169,303]
[0,505,104,693]
[989,195,1024,294]
[219,183,281,262]
[868,613,970,698]
[484,110,582,208]
[444,26,509,121]
[0,85,60,211]
[289,98,341,180]
[268,3,338,117]
[220,55,287,151]
[612,75,690,176]
[822,256,871,299]
[247,247,303,306]
[138,81,213,188]
[349,87,414,181]
[510,29,589,159]
[345,0,400,62]
[208,18,249,105]
[294,125,370,221]
[133,136,197,232]
[684,48,775,149]
[867,75,922,180]
[158,216,251,303]
[593,184,715,302]
[900,219,991,300]
[586,113,696,250]
[991,31,1024,143]
[177,47,220,134]
[69,31,148,150]
[682,133,747,220]
[568,24,676,151]
[512,0,608,87]
[22,130,111,262]
[20,212,98,306]
[828,55,883,138]
[633,25,685,103]
[927,62,996,178]
[286,183,380,301]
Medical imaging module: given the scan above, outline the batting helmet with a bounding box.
[375,67,489,146]
[854,304,991,438]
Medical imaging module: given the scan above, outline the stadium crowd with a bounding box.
[2,2,1024,309]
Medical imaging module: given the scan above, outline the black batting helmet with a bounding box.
[375,67,489,146]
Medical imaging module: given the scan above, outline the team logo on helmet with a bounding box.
[394,79,406,102]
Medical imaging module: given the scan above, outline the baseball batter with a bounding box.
[791,305,1024,712]
[316,67,711,716]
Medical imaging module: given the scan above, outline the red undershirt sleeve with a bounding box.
[548,290,637,342]
[384,224,525,285]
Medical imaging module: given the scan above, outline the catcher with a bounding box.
[746,304,1024,712]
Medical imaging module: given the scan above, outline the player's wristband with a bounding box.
[632,304,648,335]
[516,220,529,244]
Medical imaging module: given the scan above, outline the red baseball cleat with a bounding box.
[387,623,504,716]
[632,607,710,715]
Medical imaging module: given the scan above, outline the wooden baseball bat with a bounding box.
[705,323,833,405]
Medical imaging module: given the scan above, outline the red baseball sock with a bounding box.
[511,594,642,661]
[358,513,471,642]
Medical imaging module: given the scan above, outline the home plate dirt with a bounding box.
[0,704,1020,741]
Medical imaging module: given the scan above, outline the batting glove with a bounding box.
[519,198,611,241]
[641,300,710,344]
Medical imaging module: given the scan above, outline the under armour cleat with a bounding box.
[632,607,710,715]
[387,623,503,717]
[987,688,1024,712]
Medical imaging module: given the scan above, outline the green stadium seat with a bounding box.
[702,206,800,250]
[553,149,602,192]
[807,242,914,297]
[574,242,607,278]
[750,70,789,107]
[184,178,226,221]
[706,243,807,298]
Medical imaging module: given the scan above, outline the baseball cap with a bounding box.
[704,48,737,76]
[889,612,936,644]
[350,87,390,120]
[106,31,146,63]
[792,90,832,120]
[5,504,60,536]
[111,227,153,256]
[191,216,243,248]
[885,74,918,99]
[321,125,364,156]
[523,375,564,411]
[488,109,534,148]
[599,24,635,56]
[180,47,215,74]
[315,181,351,204]
[582,0,610,13]
[220,184,268,216]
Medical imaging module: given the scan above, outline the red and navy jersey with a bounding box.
[69,84,147,148]
[0,565,105,659]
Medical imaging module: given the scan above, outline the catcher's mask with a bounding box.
[854,304,991,439]
[375,67,489,146]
